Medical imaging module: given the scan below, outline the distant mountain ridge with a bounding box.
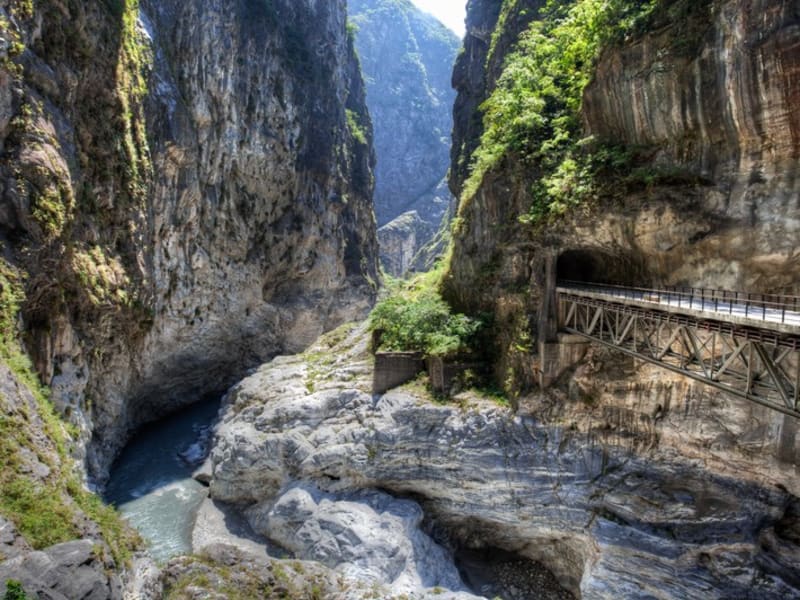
[348,0,460,275]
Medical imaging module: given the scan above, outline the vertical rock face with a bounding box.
[374,210,432,276]
[449,0,496,192]
[579,0,800,287]
[348,0,459,275]
[443,0,800,521]
[583,0,800,210]
[446,0,800,366]
[0,0,379,479]
[449,0,541,194]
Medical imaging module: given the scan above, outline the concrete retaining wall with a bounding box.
[373,352,424,394]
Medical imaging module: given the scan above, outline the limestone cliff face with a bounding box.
[0,0,379,479]
[349,0,459,275]
[583,0,799,207]
[0,362,138,598]
[581,0,800,290]
[440,2,800,571]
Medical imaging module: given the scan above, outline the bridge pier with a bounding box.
[537,334,591,388]
[538,252,559,344]
[536,253,591,387]
[778,414,800,463]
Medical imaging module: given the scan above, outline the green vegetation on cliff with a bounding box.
[116,0,153,203]
[3,580,29,600]
[0,259,139,564]
[346,109,369,146]
[4,0,154,335]
[462,0,707,221]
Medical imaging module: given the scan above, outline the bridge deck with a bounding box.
[555,282,800,418]
[557,282,800,336]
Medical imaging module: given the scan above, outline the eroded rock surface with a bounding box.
[0,539,122,600]
[0,363,142,599]
[162,543,473,600]
[207,329,800,599]
[248,482,472,595]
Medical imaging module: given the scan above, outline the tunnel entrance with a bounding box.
[556,248,646,287]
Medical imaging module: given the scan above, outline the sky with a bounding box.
[409,0,466,37]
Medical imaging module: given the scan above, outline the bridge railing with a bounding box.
[557,280,800,325]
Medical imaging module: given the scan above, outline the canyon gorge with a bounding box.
[0,0,799,598]
[348,0,460,276]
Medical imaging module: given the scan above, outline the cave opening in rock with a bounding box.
[455,545,576,600]
[556,248,646,287]
[418,508,586,598]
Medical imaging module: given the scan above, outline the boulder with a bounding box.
[0,539,122,600]
[247,482,473,595]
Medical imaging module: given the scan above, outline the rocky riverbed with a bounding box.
[191,323,800,599]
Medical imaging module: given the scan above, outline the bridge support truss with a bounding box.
[559,294,800,419]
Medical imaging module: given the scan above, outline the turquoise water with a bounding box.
[104,398,220,563]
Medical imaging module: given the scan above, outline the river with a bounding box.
[104,398,220,563]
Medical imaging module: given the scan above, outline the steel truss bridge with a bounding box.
[557,282,800,419]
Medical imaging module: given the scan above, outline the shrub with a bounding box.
[370,291,481,358]
[3,581,29,600]
[461,0,665,221]
[370,259,487,359]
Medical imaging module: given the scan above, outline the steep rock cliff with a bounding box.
[349,0,459,275]
[449,0,551,194]
[0,0,379,481]
[434,7,800,595]
[445,0,800,460]
[448,0,800,318]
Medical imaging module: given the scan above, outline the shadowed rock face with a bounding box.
[0,0,379,480]
[99,0,380,476]
[206,329,800,599]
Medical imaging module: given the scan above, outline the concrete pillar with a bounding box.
[538,334,590,388]
[777,413,799,464]
[538,251,559,344]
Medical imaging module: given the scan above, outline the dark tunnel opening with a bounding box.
[556,248,647,287]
